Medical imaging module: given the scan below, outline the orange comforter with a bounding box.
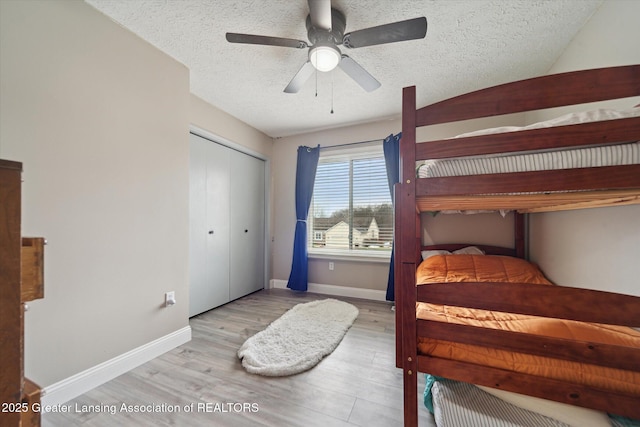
[416,255,640,395]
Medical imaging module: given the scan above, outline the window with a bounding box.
[308,143,393,258]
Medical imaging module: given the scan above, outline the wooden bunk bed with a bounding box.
[394,65,640,426]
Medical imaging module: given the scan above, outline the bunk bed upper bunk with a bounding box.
[394,65,640,427]
[402,65,640,214]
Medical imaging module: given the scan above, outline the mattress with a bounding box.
[417,108,640,179]
[426,378,638,427]
[416,255,640,396]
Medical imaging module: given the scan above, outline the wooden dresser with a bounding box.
[1,159,45,427]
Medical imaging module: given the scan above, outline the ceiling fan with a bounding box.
[226,0,427,93]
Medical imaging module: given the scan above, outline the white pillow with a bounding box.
[453,108,640,139]
[421,250,450,260]
[452,246,485,255]
[477,386,611,427]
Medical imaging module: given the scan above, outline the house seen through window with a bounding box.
[308,143,392,257]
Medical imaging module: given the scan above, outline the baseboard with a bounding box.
[41,326,192,407]
[270,279,388,302]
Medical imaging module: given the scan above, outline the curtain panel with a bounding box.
[383,133,401,301]
[287,145,320,291]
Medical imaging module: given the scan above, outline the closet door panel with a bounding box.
[189,134,230,316]
[189,135,209,317]
[229,150,265,300]
[204,141,231,308]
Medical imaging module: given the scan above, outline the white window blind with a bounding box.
[308,144,393,257]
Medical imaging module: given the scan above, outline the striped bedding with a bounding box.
[428,379,637,427]
[417,108,640,179]
[418,141,640,178]
[430,380,570,427]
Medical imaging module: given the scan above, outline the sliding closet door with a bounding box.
[229,149,266,300]
[189,134,230,317]
[190,133,266,316]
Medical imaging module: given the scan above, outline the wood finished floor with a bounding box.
[42,289,435,427]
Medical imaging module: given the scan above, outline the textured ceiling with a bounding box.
[84,0,603,138]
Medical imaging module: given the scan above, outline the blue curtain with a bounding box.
[287,145,321,291]
[383,133,401,301]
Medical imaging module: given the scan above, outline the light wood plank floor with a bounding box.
[42,289,436,426]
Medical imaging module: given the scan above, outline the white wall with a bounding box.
[528,0,640,296]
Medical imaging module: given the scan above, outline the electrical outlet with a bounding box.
[329,262,334,271]
[165,291,176,307]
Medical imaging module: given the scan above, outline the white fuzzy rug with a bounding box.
[237,299,359,376]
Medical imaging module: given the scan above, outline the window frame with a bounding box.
[307,143,392,262]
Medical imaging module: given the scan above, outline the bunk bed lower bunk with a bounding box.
[395,65,640,427]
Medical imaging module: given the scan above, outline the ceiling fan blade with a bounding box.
[337,55,381,92]
[342,17,427,49]
[307,0,332,31]
[284,61,315,93]
[226,33,308,49]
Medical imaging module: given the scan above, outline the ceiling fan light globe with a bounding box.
[309,45,340,72]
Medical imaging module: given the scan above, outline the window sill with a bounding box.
[308,250,391,264]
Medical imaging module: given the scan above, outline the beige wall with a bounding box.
[190,94,273,158]
[272,0,639,296]
[271,114,523,292]
[0,0,273,391]
[528,0,640,296]
[4,0,634,394]
[423,212,515,248]
[272,121,398,292]
[0,0,189,386]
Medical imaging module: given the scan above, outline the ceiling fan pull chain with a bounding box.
[315,67,318,97]
[330,71,334,114]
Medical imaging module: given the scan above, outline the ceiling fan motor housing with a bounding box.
[306,8,346,46]
[306,8,346,72]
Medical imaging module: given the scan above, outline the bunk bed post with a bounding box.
[397,86,419,427]
[394,183,404,369]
